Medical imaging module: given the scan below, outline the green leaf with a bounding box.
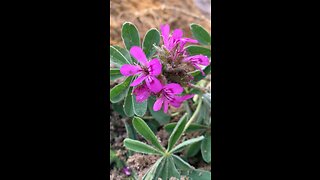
[110,46,131,66]
[112,45,132,64]
[190,64,211,82]
[142,28,161,59]
[110,68,123,80]
[170,136,204,153]
[132,117,165,152]
[167,114,188,151]
[154,157,167,179]
[142,157,164,180]
[164,123,208,134]
[123,87,134,117]
[124,138,163,155]
[124,121,137,156]
[190,23,211,45]
[183,169,211,180]
[132,95,148,117]
[146,120,160,134]
[122,22,141,51]
[185,141,201,158]
[110,76,133,103]
[201,134,211,163]
[148,97,170,125]
[111,101,126,117]
[186,45,211,57]
[172,154,194,171]
[167,156,181,179]
[158,157,180,180]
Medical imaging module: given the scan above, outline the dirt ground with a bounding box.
[110,0,211,179]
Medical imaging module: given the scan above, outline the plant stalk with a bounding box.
[184,96,203,131]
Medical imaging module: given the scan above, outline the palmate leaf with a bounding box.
[110,68,123,80]
[111,101,126,117]
[124,120,137,156]
[110,76,133,103]
[167,114,188,151]
[122,22,140,53]
[164,123,208,134]
[186,45,211,58]
[110,46,131,67]
[190,23,211,45]
[201,134,211,163]
[124,138,163,155]
[123,87,134,117]
[112,45,132,64]
[132,95,148,117]
[185,141,202,158]
[132,117,165,152]
[142,157,164,180]
[169,136,205,153]
[172,154,194,171]
[142,28,160,59]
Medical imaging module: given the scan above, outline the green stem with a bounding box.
[184,96,203,131]
[171,111,181,117]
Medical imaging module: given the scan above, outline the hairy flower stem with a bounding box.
[184,96,203,131]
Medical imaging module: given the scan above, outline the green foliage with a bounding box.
[142,28,161,59]
[186,45,211,57]
[110,76,133,103]
[190,23,211,45]
[110,22,212,179]
[121,22,141,52]
[124,115,208,180]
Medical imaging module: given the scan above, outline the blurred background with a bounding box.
[110,0,211,46]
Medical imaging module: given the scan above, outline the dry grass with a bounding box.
[110,0,211,46]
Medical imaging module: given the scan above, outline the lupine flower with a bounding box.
[122,166,131,176]
[133,83,151,103]
[183,55,210,76]
[160,24,198,60]
[120,46,162,93]
[153,83,194,113]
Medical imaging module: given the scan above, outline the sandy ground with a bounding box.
[110,0,211,46]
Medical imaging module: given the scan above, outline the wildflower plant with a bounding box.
[110,22,212,179]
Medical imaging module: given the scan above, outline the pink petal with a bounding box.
[179,94,194,101]
[163,99,169,113]
[153,97,164,111]
[181,38,198,44]
[193,64,206,76]
[145,76,162,93]
[133,85,150,103]
[130,74,146,86]
[172,29,183,40]
[120,64,141,76]
[184,55,210,66]
[148,59,162,76]
[130,46,149,66]
[169,98,183,108]
[164,83,183,94]
[170,94,194,108]
[179,38,198,49]
[160,24,170,47]
[195,55,210,66]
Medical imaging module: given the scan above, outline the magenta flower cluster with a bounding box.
[120,24,210,113]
